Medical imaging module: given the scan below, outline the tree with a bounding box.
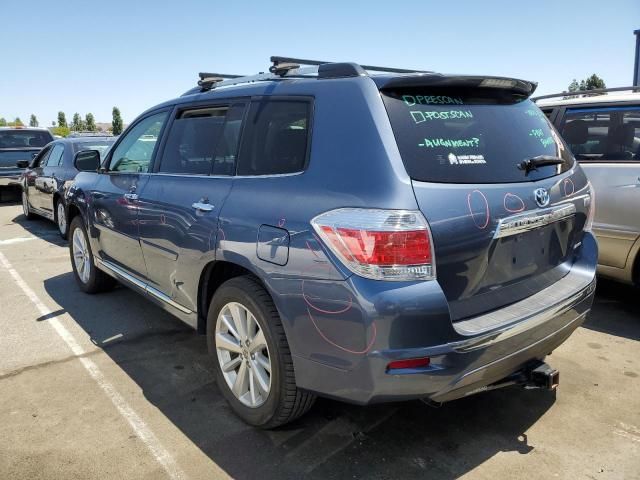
[563,79,581,100]
[112,107,123,135]
[58,111,67,128]
[583,74,606,91]
[567,79,579,93]
[71,113,83,131]
[51,121,55,127]
[565,74,607,99]
[12,117,24,127]
[29,114,39,127]
[85,113,96,132]
[0,117,6,126]
[51,126,71,137]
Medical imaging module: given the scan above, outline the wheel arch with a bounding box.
[66,202,83,226]
[197,261,275,335]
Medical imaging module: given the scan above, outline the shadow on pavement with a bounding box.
[0,187,21,203]
[44,272,556,480]
[8,213,66,247]
[584,279,640,341]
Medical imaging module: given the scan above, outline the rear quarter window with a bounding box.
[382,90,573,183]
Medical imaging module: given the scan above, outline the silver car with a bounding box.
[536,87,640,285]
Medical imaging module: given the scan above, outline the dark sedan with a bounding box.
[0,127,54,188]
[21,136,116,238]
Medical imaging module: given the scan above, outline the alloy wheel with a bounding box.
[22,192,29,217]
[57,202,67,235]
[72,227,91,284]
[215,302,272,408]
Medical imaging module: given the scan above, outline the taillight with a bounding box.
[311,208,435,281]
[585,181,596,232]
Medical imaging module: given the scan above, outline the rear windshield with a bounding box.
[0,130,53,149]
[382,89,573,183]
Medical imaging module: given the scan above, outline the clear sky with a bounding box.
[1,0,638,126]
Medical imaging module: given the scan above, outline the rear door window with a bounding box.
[382,90,573,183]
[237,99,310,176]
[159,107,227,175]
[158,103,244,176]
[560,106,640,162]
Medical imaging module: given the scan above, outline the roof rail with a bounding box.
[270,56,431,75]
[183,57,432,96]
[198,72,246,91]
[533,85,640,101]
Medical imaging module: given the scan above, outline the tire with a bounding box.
[68,216,115,294]
[207,276,315,428]
[55,199,69,239]
[22,191,34,220]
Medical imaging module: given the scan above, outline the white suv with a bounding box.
[537,87,640,285]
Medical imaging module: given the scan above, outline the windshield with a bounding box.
[0,130,53,149]
[74,140,115,159]
[382,90,573,183]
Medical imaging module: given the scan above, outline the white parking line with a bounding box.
[0,236,35,246]
[0,251,187,480]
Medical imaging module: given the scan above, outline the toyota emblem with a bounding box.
[534,188,550,208]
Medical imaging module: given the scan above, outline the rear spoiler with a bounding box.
[373,74,538,98]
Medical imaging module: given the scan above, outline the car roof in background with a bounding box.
[0,126,52,132]
[55,136,116,144]
[537,92,640,107]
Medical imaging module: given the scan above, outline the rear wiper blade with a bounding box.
[518,155,565,175]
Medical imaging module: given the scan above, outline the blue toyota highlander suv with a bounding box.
[64,57,598,428]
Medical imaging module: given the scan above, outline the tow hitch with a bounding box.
[527,361,560,390]
[487,360,560,393]
[420,360,560,407]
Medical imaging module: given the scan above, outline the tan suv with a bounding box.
[536,86,640,285]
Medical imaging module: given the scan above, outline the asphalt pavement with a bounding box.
[0,202,638,480]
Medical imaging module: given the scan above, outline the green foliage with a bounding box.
[51,126,71,137]
[85,113,96,132]
[567,79,580,92]
[8,117,24,127]
[583,74,606,90]
[29,114,39,127]
[71,113,82,131]
[0,117,7,126]
[112,107,123,135]
[57,111,67,128]
[565,74,606,99]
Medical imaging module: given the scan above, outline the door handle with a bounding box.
[192,202,214,212]
[124,193,139,201]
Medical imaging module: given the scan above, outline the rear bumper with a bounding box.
[292,232,597,404]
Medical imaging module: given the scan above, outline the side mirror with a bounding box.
[74,149,101,172]
[16,160,30,169]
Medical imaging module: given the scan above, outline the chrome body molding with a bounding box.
[96,258,192,314]
[494,203,577,239]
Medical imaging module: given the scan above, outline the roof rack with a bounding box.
[185,57,433,96]
[198,72,246,91]
[533,85,640,101]
[270,56,431,75]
